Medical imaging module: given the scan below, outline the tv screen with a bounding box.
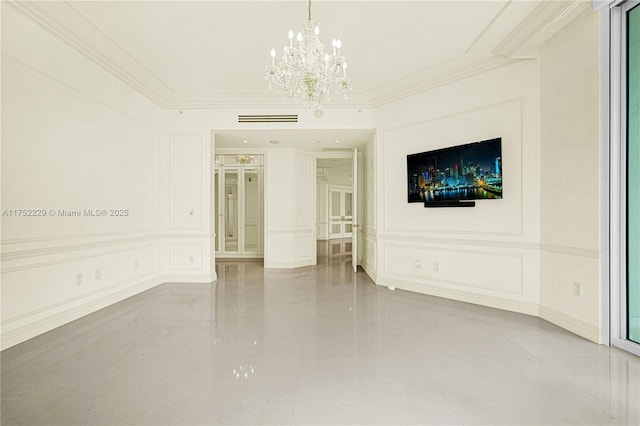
[407,137,502,204]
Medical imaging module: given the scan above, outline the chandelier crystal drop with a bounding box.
[265,0,351,112]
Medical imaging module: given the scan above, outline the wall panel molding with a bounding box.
[169,243,203,270]
[1,233,211,263]
[539,243,600,258]
[1,229,156,247]
[381,97,525,134]
[1,234,158,263]
[381,243,526,296]
[381,98,526,238]
[378,232,539,250]
[371,57,521,108]
[1,243,157,275]
[169,134,204,231]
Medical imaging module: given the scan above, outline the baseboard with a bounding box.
[376,275,539,317]
[1,271,218,351]
[539,306,602,344]
[1,275,164,351]
[361,259,378,282]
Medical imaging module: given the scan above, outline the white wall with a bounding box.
[1,3,164,349]
[322,160,353,186]
[539,8,602,342]
[0,4,217,350]
[317,180,329,239]
[372,59,541,315]
[163,133,214,280]
[361,135,377,279]
[1,0,604,349]
[264,149,316,268]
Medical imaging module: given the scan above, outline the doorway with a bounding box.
[609,1,640,356]
[214,154,264,258]
[627,3,640,347]
[316,156,358,265]
[212,129,372,271]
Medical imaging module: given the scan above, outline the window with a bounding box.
[610,0,640,355]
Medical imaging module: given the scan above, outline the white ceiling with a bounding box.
[18,0,590,108]
[9,1,588,151]
[215,128,374,151]
[67,0,504,93]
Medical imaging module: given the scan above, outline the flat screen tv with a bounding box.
[407,137,502,205]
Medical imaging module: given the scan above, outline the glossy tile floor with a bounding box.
[2,251,640,425]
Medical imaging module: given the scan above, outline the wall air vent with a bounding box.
[238,114,298,123]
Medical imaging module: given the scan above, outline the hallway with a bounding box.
[2,259,639,424]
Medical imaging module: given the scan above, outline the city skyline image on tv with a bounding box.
[407,137,502,204]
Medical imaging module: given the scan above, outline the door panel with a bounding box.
[352,148,359,272]
[627,4,640,344]
[224,170,239,252]
[214,170,219,252]
[330,190,343,239]
[243,169,261,253]
[215,156,264,258]
[328,188,353,239]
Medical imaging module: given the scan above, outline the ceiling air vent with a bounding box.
[322,148,352,152]
[238,114,298,123]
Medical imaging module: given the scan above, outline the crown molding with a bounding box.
[159,91,373,110]
[6,0,171,106]
[371,56,522,108]
[493,0,591,59]
[5,0,591,112]
[6,0,374,110]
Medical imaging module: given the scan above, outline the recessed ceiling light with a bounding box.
[269,140,280,145]
[335,139,341,143]
[242,140,248,144]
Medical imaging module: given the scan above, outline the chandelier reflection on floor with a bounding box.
[265,0,351,113]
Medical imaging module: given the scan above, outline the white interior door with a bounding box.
[329,189,343,238]
[214,154,264,258]
[352,148,358,273]
[329,187,353,240]
[242,168,262,254]
[224,169,239,253]
[214,169,220,252]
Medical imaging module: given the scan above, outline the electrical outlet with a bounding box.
[76,274,83,287]
[189,255,195,263]
[432,262,439,272]
[573,281,583,297]
[95,269,101,280]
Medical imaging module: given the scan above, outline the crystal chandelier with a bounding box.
[265,0,351,112]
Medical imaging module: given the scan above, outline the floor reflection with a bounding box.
[2,258,639,425]
[317,238,352,265]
